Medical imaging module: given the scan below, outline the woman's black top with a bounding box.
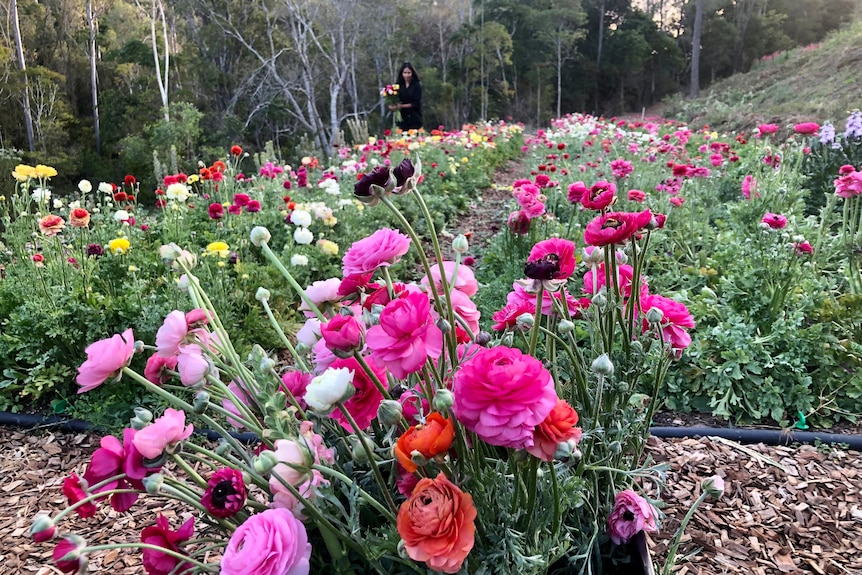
[397,81,423,130]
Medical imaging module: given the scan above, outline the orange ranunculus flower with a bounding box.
[38,214,65,237]
[211,160,227,173]
[394,412,454,473]
[69,208,91,228]
[397,473,476,574]
[526,398,582,462]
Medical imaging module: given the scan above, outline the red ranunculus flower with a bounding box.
[62,473,98,518]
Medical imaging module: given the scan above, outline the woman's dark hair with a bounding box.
[396,62,420,85]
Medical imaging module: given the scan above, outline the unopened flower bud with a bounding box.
[553,440,574,460]
[452,234,469,254]
[397,539,410,560]
[702,474,725,499]
[29,515,56,542]
[253,450,280,474]
[436,317,451,333]
[339,306,355,317]
[130,407,153,430]
[516,313,534,329]
[591,353,614,375]
[500,332,514,347]
[645,307,664,324]
[214,440,232,457]
[134,340,145,353]
[591,292,607,307]
[410,450,429,468]
[255,287,271,302]
[259,357,276,372]
[295,342,310,354]
[587,247,605,264]
[558,319,575,334]
[176,274,190,291]
[250,226,271,247]
[700,286,717,300]
[348,435,371,463]
[143,473,165,494]
[608,441,622,454]
[377,400,403,427]
[432,389,455,412]
[475,331,492,346]
[193,391,210,414]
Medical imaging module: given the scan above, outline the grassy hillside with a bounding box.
[662,12,862,133]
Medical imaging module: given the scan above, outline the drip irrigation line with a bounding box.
[1,412,861,450]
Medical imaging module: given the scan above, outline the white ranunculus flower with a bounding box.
[313,205,333,220]
[291,254,309,266]
[290,209,312,227]
[293,227,314,245]
[165,183,190,202]
[113,209,130,222]
[98,182,113,194]
[318,179,341,195]
[30,188,51,203]
[78,179,92,193]
[304,367,355,412]
[53,198,64,209]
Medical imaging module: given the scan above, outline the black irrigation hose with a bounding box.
[2,412,861,451]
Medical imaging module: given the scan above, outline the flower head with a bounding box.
[201,468,246,518]
[39,214,65,236]
[607,489,658,545]
[140,514,195,575]
[394,412,455,472]
[397,473,476,574]
[221,509,311,575]
[527,398,582,461]
[453,346,557,448]
[342,228,411,276]
[524,238,577,281]
[76,328,136,393]
[108,237,131,255]
[366,292,443,379]
[53,535,86,574]
[133,408,194,459]
[69,208,90,228]
[761,212,788,229]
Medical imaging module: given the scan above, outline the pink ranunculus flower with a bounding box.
[421,261,479,297]
[741,174,758,199]
[176,346,210,386]
[761,212,788,229]
[133,408,194,459]
[525,238,577,281]
[281,371,313,410]
[83,428,153,513]
[627,189,646,202]
[342,227,411,276]
[269,421,335,514]
[295,318,322,347]
[299,278,342,318]
[327,357,386,432]
[834,170,862,198]
[221,508,311,575]
[453,346,557,449]
[793,122,819,135]
[581,180,617,210]
[491,300,536,331]
[320,314,365,355]
[583,210,651,247]
[76,328,136,393]
[583,263,648,300]
[641,294,695,350]
[144,353,178,385]
[607,489,658,545]
[442,289,481,335]
[155,310,189,357]
[366,292,443,379]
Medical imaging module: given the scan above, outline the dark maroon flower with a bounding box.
[141,514,195,575]
[354,166,392,200]
[200,468,246,518]
[86,243,104,258]
[393,158,415,187]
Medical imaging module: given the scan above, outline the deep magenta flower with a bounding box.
[140,514,195,575]
[641,294,695,350]
[233,193,251,207]
[793,122,819,135]
[453,346,557,449]
[525,238,577,281]
[320,314,365,356]
[76,328,136,393]
[567,181,587,204]
[83,428,153,512]
[366,292,443,379]
[201,468,246,518]
[342,228,411,276]
[328,356,386,432]
[761,212,788,229]
[491,301,536,331]
[607,489,658,545]
[280,371,313,409]
[144,353,178,385]
[583,211,651,246]
[208,202,224,220]
[581,180,616,210]
[53,536,85,574]
[62,473,98,518]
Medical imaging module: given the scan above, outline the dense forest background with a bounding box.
[0,0,858,192]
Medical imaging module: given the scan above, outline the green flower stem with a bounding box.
[258,240,326,322]
[528,286,544,356]
[268,367,307,419]
[312,464,396,522]
[660,491,711,575]
[520,456,540,532]
[124,368,253,466]
[550,462,562,537]
[80,543,215,572]
[335,403,398,515]
[201,376,265,435]
[352,351,393,402]
[259,296,309,371]
[181,447,270,495]
[538,326,590,412]
[170,454,208,489]
[52,484,137,523]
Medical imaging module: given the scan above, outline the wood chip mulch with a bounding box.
[3,427,861,574]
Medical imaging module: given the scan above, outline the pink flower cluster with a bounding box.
[834,165,862,198]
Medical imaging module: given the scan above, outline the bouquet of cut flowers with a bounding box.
[30,158,721,575]
[381,84,401,124]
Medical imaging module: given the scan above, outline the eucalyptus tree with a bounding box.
[10,0,35,151]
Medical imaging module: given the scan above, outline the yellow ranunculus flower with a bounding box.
[108,237,131,255]
[317,239,339,256]
[187,174,200,184]
[205,241,230,258]
[35,164,58,179]
[12,164,36,182]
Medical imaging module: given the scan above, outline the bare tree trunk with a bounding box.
[138,0,170,121]
[594,0,606,113]
[11,0,34,152]
[86,0,100,154]
[690,0,703,98]
[555,36,562,119]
